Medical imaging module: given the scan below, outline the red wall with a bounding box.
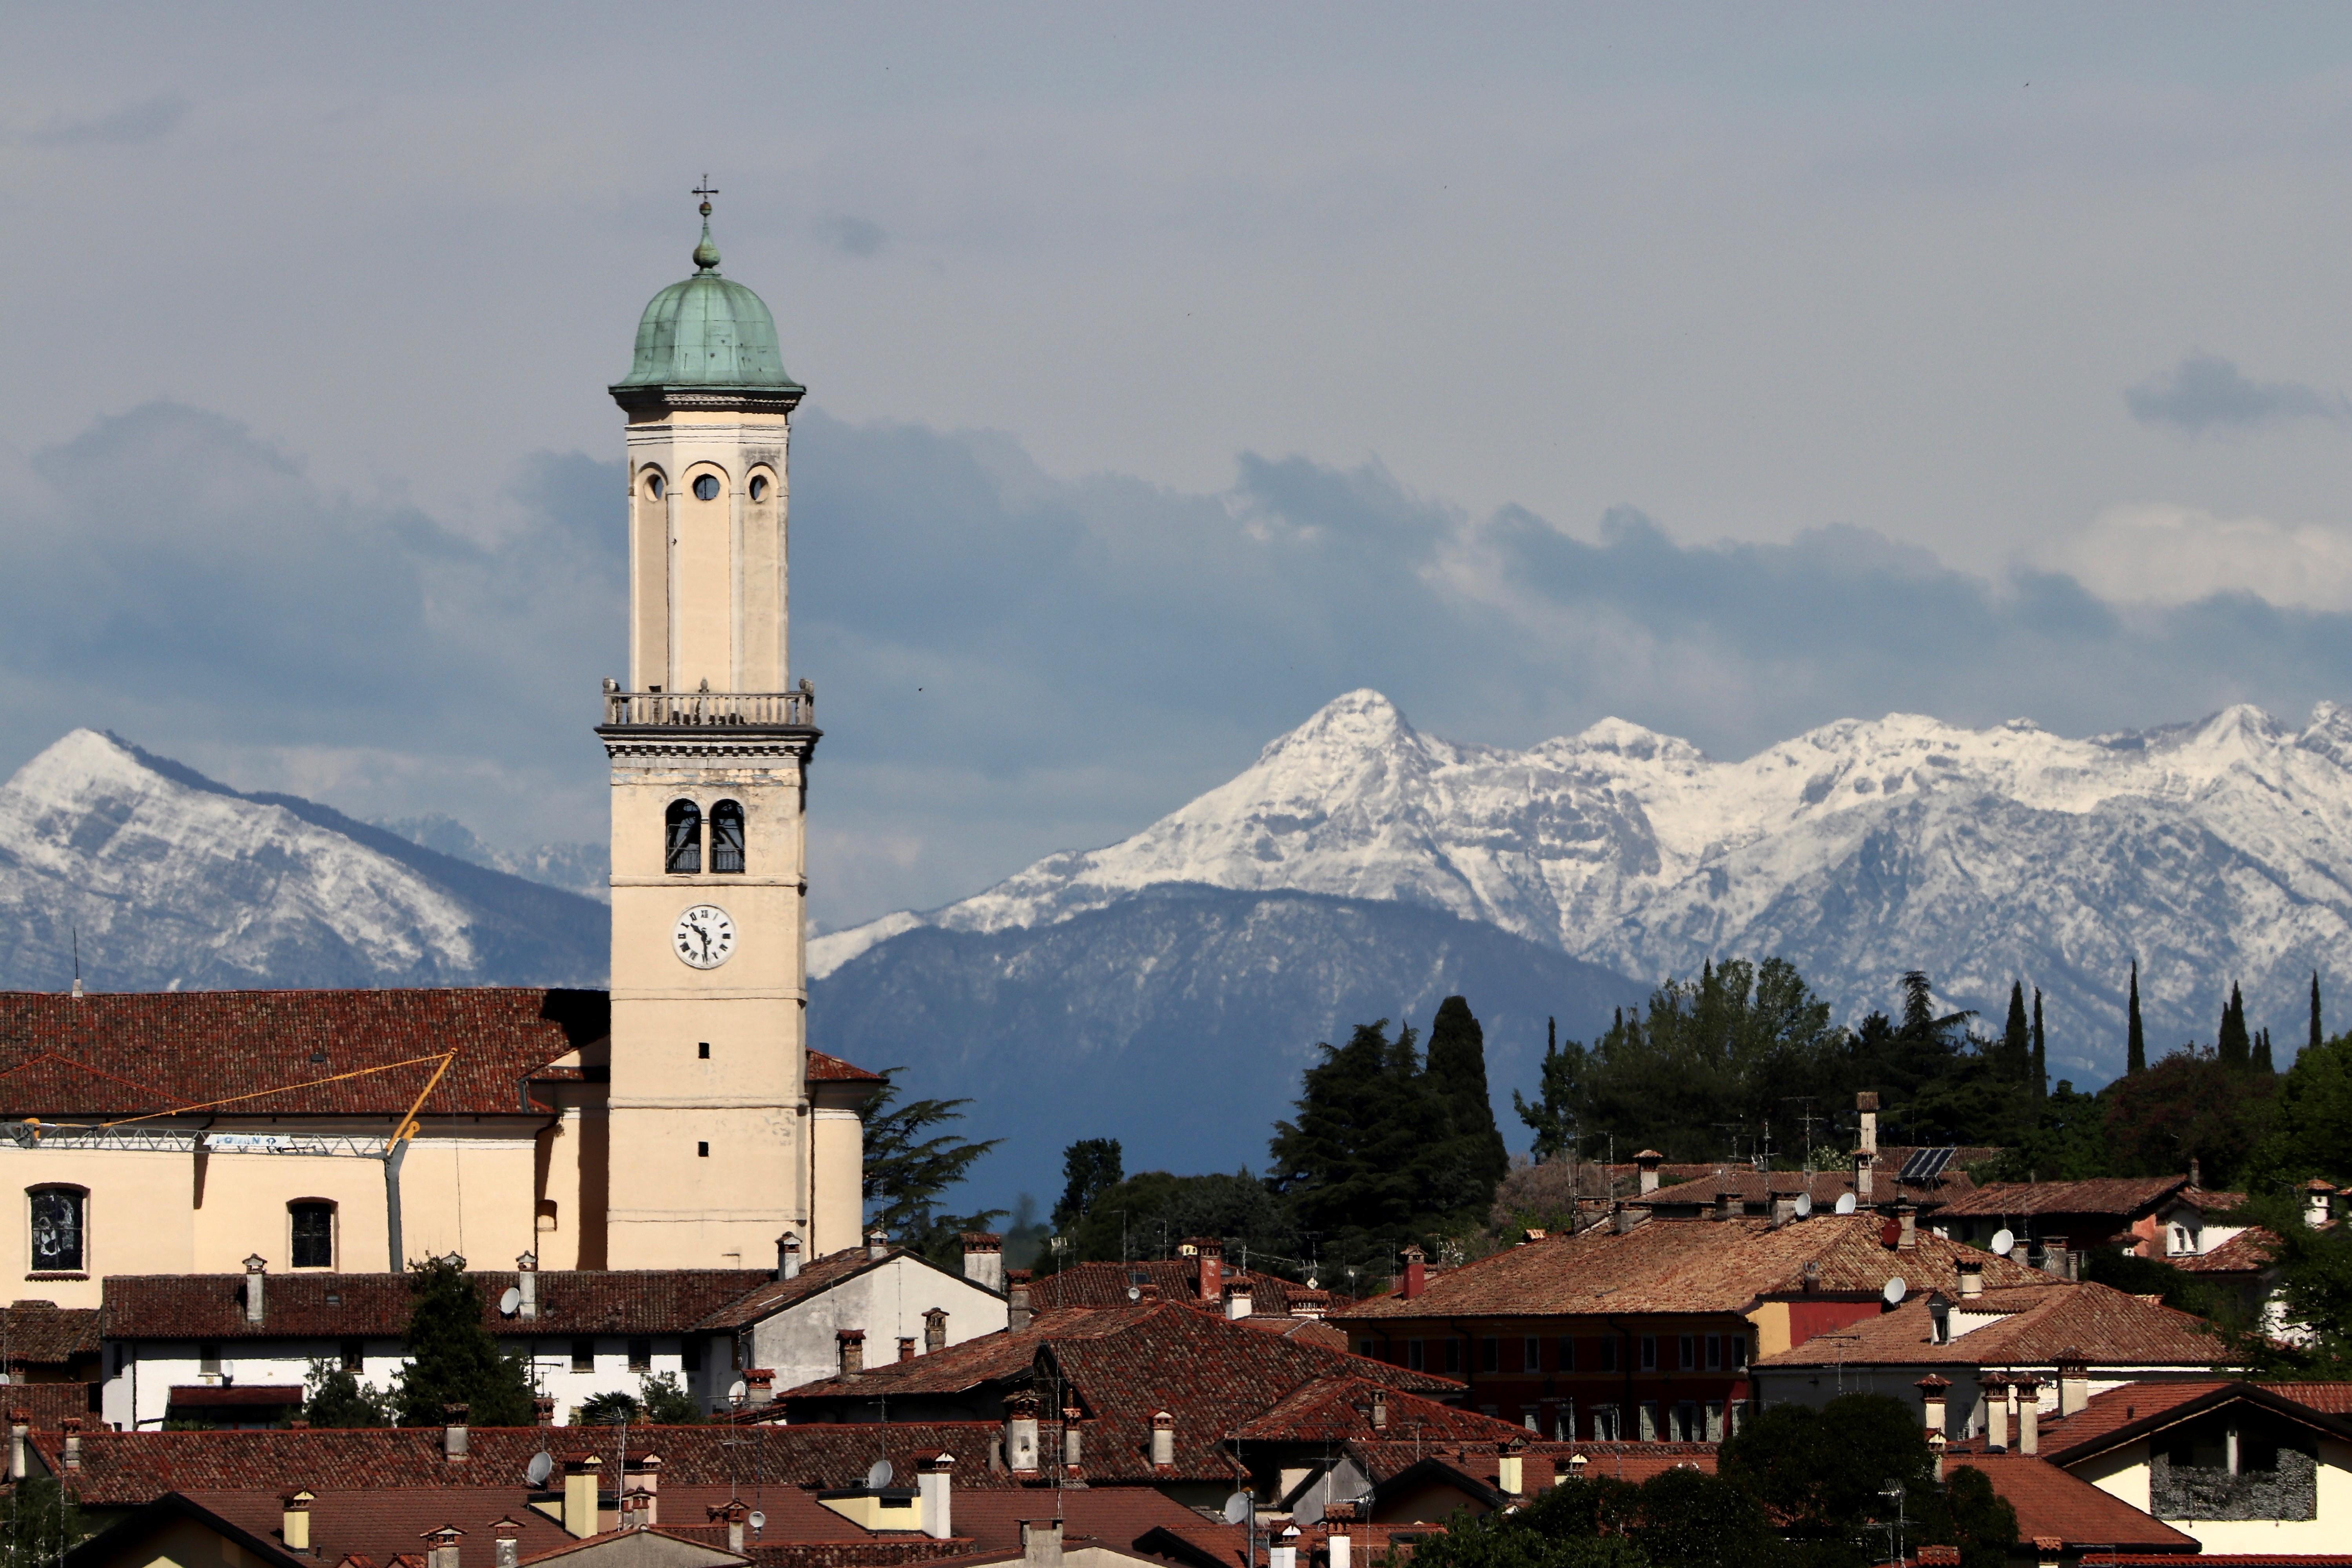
[1786,1298,1882,1348]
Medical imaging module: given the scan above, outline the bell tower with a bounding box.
[595,189,856,1268]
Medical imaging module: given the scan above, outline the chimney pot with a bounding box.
[2013,1375,2044,1455]
[1008,1284,1033,1331]
[1635,1150,1663,1196]
[533,1396,555,1428]
[924,1306,949,1353]
[1191,1236,1224,1303]
[1857,1091,1880,1156]
[962,1232,1005,1292]
[1149,1408,1175,1469]
[282,1490,314,1555]
[1854,1149,1875,1203]
[2055,1351,2090,1416]
[60,1416,80,1472]
[1979,1374,2010,1452]
[1956,1259,1983,1298]
[777,1232,803,1281]
[1400,1245,1427,1298]
[443,1405,469,1460]
[1915,1374,1950,1443]
[917,1451,956,1540]
[1897,1206,1917,1251]
[866,1227,890,1261]
[1022,1520,1064,1568]
[746,1368,775,1406]
[492,1519,521,1568]
[244,1255,268,1324]
[837,1330,865,1376]
[515,1253,538,1320]
[562,1456,603,1539]
[1005,1392,1042,1474]
[1223,1283,1253,1320]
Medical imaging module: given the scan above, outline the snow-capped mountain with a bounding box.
[816,690,2352,1076]
[0,731,605,991]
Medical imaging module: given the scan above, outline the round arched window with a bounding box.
[643,472,664,500]
[693,474,721,501]
[749,475,770,502]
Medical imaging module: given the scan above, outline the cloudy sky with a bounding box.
[11,5,2352,931]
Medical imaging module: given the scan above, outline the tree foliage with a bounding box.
[393,1256,537,1428]
[1053,1138,1124,1233]
[1052,1169,1294,1267]
[2250,1032,2352,1189]
[2103,1048,2275,1187]
[0,1473,83,1568]
[862,1069,1005,1265]
[302,1357,394,1427]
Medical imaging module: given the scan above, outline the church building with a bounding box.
[0,198,879,1306]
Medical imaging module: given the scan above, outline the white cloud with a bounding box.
[2058,502,2352,612]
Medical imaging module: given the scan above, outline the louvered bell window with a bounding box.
[665,800,702,874]
[710,800,746,873]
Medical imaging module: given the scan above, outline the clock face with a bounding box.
[673,904,737,969]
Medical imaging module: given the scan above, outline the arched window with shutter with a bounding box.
[710,800,746,874]
[665,800,702,875]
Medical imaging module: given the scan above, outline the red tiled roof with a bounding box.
[1230,1377,1528,1445]
[0,990,606,1118]
[806,1051,886,1084]
[103,1270,774,1340]
[33,1424,1024,1506]
[2015,1379,2352,1466]
[181,1490,576,1568]
[3,1381,97,1429]
[1935,1178,2186,1220]
[2174,1228,2278,1276]
[695,1251,937,1332]
[1237,1318,1348,1351]
[946,1488,1248,1566]
[1025,1260,1340,1319]
[2265,1381,2352,1414]
[1757,1281,2226,1370]
[1334,1215,2053,1321]
[167,1385,303,1408]
[0,1301,100,1363]
[1949,1456,2195,1553]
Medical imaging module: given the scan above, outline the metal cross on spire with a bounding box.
[693,175,719,216]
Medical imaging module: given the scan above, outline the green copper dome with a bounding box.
[612,218,804,396]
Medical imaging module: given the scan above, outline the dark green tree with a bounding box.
[302,1356,393,1427]
[2314,972,2325,1056]
[862,1069,1005,1265]
[2030,988,2047,1102]
[1984,1079,2114,1182]
[1426,996,1510,1204]
[2002,983,2031,1085]
[1059,1169,1294,1265]
[1053,1139,1124,1233]
[1938,1466,2025,1568]
[1514,1016,1583,1161]
[2105,1049,2274,1188]
[639,1372,701,1423]
[2128,960,2147,1074]
[2254,1028,2275,1074]
[2248,1031,2352,1189]
[1725,1394,2014,1568]
[2213,1190,2352,1378]
[1630,1468,1784,1568]
[2081,1247,2227,1319]
[392,1257,537,1427]
[1269,1018,1463,1266]
[2219,983,2252,1071]
[0,1472,83,1568]
[1379,1479,1648,1568]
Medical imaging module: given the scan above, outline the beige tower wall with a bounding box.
[624,414,791,693]
[810,1107,863,1258]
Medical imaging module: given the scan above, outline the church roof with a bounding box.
[612,220,801,397]
[0,988,606,1120]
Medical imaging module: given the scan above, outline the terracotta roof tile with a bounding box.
[805,1051,885,1084]
[2174,1229,2278,1275]
[1334,1215,2053,1321]
[178,1490,576,1567]
[0,1301,101,1362]
[3,1381,97,1429]
[1935,1178,2186,1220]
[1229,1377,1527,1445]
[1026,1261,1340,1319]
[0,990,607,1119]
[1948,1455,2195,1552]
[1758,1281,2225,1370]
[104,1270,775,1341]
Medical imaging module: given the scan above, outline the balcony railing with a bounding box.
[600,686,814,729]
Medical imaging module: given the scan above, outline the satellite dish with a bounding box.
[1127,1286,1142,1302]
[748,1512,765,1535]
[499,1286,523,1317]
[1295,1494,1325,1529]
[1990,1228,2016,1258]
[526,1452,554,1488]
[728,1379,748,1402]
[866,1459,895,1490]
[219,1361,237,1382]
[1835,1193,1857,1216]
[1794,1192,1813,1218]
[1222,1492,1253,1525]
[1883,1276,1907,1306]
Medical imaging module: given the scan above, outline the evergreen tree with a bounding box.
[1514,1016,1584,1161]
[2254,1028,2275,1074]
[1053,1139,1124,1233]
[2219,983,2252,1071]
[0,1473,82,1568]
[2030,988,2047,1102]
[2002,983,2030,1084]
[1426,995,1510,1201]
[393,1257,537,1427]
[1269,1019,1464,1265]
[302,1357,392,1427]
[2128,960,2147,1075]
[2314,972,2325,1057]
[862,1070,1005,1263]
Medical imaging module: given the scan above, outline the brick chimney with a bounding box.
[925,1306,949,1352]
[1857,1091,1879,1156]
[492,1518,522,1568]
[1000,1394,1042,1474]
[562,1456,602,1538]
[898,1336,916,1362]
[1189,1237,1224,1303]
[962,1233,1005,1292]
[1978,1374,2009,1452]
[1715,1187,1736,1222]
[282,1490,314,1554]
[1370,1389,1388,1432]
[443,1404,469,1461]
[916,1451,955,1540]
[1956,1259,1983,1299]
[1635,1150,1664,1195]
[628,1454,662,1527]
[708,1500,750,1555]
[1009,1282,1033,1331]
[1149,1408,1175,1469]
[245,1254,269,1325]
[420,1524,463,1568]
[1897,1205,1917,1251]
[515,1252,538,1321]
[777,1232,802,1281]
[2012,1375,2043,1455]
[1223,1283,1253,1320]
[2055,1350,2090,1416]
[60,1416,81,1473]
[866,1227,890,1261]
[1854,1149,1874,1203]
[534,1396,556,1427]
[745,1368,775,1406]
[837,1329,865,1376]
[1915,1375,1949,1442]
[1293,1289,1329,1319]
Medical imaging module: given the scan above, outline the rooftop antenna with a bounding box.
[70,927,81,1000]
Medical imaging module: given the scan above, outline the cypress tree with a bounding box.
[2253,1027,2275,1074]
[2031,987,2047,1101]
[1425,996,1510,1204]
[2003,983,2030,1083]
[393,1257,537,1427]
[2313,971,2324,1056]
[2219,982,2251,1070]
[2127,960,2147,1075]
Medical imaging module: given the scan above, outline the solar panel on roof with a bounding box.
[1898,1146,1956,1181]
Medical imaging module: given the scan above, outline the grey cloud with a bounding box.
[25,95,187,147]
[2126,352,2349,432]
[814,214,888,257]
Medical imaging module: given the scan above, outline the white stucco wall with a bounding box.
[749,1255,1007,1395]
